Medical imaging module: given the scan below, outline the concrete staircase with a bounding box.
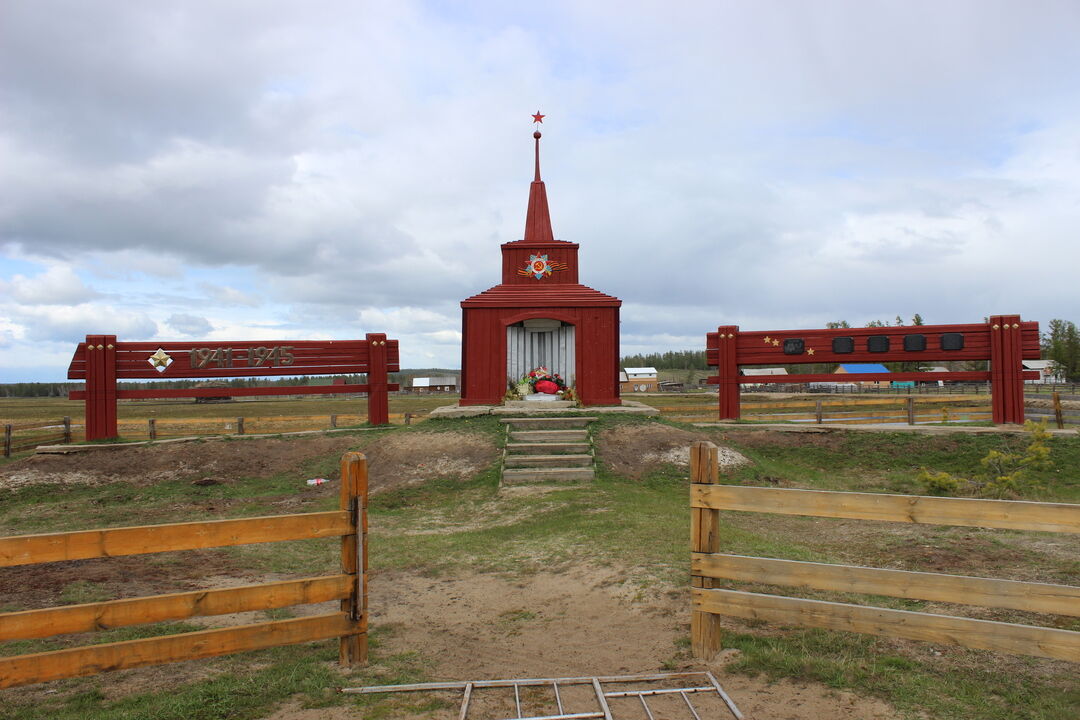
[501,416,597,484]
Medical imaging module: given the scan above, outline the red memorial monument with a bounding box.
[460,114,622,406]
[68,334,398,440]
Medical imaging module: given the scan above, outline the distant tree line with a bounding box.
[0,383,83,398]
[1043,319,1080,381]
[619,350,708,370]
[0,370,452,398]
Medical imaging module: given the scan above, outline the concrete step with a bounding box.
[503,454,593,468]
[509,429,589,443]
[500,416,597,430]
[503,400,575,409]
[502,467,595,484]
[506,442,590,454]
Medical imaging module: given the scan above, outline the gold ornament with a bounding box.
[147,349,173,373]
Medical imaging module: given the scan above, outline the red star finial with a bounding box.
[532,111,545,124]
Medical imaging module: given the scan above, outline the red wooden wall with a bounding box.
[459,306,620,406]
[706,315,1040,425]
[499,240,580,285]
[68,334,400,441]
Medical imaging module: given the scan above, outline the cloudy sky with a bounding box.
[2,1,1079,381]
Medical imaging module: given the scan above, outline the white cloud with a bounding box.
[4,303,157,343]
[166,313,213,336]
[0,264,99,305]
[1,0,1079,378]
[201,283,263,307]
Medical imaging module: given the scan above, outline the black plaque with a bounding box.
[867,336,890,353]
[940,333,964,351]
[783,338,805,355]
[833,337,855,354]
[904,334,926,352]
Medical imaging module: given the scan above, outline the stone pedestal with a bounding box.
[524,393,562,402]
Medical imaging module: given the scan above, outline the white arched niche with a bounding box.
[506,318,576,387]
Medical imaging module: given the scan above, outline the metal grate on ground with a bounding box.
[341,671,744,719]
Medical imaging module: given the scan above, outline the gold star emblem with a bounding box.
[763,336,772,344]
[772,338,780,346]
[147,348,173,373]
[807,348,815,355]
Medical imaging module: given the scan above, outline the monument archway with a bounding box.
[506,318,576,386]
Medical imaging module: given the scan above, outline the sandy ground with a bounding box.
[596,423,748,479]
[263,566,901,720]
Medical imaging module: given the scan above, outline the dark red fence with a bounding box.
[707,315,1039,425]
[68,335,400,441]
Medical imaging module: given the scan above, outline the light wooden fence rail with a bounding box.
[0,452,369,688]
[689,441,1080,663]
[662,397,993,425]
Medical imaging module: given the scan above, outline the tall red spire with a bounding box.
[523,121,555,244]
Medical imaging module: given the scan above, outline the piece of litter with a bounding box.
[306,478,330,486]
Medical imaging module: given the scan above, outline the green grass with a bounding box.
[724,629,1079,720]
[4,625,444,720]
[1,622,206,658]
[722,427,1080,501]
[2,415,1077,720]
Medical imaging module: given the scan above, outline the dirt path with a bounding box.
[266,566,900,720]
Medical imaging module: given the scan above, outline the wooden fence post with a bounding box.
[62,417,72,444]
[330,414,338,429]
[715,326,740,420]
[366,333,389,426]
[1053,392,1064,429]
[340,452,369,665]
[84,334,119,441]
[906,397,915,426]
[690,441,722,660]
[815,399,823,424]
[3,425,11,458]
[148,418,157,440]
[989,315,1025,425]
[236,417,244,435]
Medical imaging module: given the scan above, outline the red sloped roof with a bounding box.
[461,283,621,308]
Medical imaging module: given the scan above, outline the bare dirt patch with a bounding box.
[0,434,369,491]
[362,430,498,493]
[0,430,498,495]
[1026,397,1080,411]
[877,532,1035,576]
[0,550,251,611]
[722,428,851,451]
[597,423,747,479]
[298,565,901,720]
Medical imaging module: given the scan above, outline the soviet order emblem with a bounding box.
[518,253,568,280]
[147,348,173,373]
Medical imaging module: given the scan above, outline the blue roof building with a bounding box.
[836,363,889,374]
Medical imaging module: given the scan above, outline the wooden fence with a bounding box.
[0,452,369,688]
[137,412,415,441]
[662,397,993,426]
[3,418,72,457]
[689,441,1080,663]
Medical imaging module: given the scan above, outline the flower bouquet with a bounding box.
[521,366,567,395]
